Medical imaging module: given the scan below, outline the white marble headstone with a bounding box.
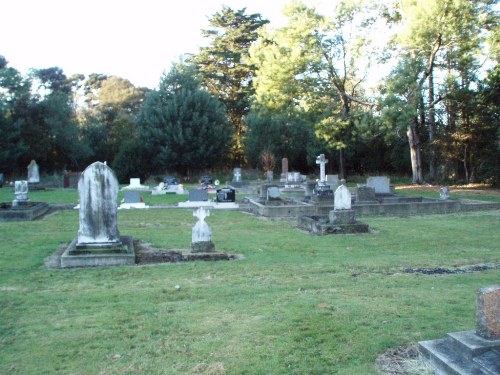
[27,160,40,183]
[192,207,212,243]
[334,184,351,210]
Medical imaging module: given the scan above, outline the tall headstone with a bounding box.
[280,158,289,182]
[61,162,135,267]
[27,160,40,184]
[12,180,29,207]
[77,162,121,248]
[191,207,215,253]
[0,173,4,188]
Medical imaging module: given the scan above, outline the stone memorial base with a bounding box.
[191,241,215,253]
[419,285,500,375]
[311,194,333,205]
[419,331,500,375]
[61,235,135,268]
[298,209,369,235]
[118,202,149,209]
[298,215,369,235]
[0,202,50,221]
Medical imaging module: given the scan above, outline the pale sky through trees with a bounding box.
[1,0,330,89]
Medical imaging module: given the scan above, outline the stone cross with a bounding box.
[192,207,214,252]
[193,206,209,223]
[233,168,242,182]
[316,154,328,183]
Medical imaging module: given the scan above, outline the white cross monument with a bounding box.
[316,154,328,184]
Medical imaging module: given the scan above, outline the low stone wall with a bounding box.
[0,202,50,221]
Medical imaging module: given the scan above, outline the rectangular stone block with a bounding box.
[189,189,208,202]
[476,285,500,340]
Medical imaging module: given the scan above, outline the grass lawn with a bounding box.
[0,186,499,374]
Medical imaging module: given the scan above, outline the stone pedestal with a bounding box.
[356,186,376,203]
[329,209,356,224]
[419,285,500,375]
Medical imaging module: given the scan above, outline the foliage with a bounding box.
[245,106,314,172]
[191,6,268,165]
[133,63,232,177]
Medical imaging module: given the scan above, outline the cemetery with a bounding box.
[0,161,499,374]
[1,0,499,372]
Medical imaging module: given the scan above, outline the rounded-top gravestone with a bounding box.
[77,161,121,247]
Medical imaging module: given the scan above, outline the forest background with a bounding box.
[1,0,499,186]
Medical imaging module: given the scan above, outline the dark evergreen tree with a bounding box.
[129,63,232,177]
[191,6,268,165]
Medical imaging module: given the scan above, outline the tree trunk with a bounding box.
[428,72,436,181]
[339,148,345,179]
[407,122,424,184]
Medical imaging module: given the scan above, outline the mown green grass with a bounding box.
[0,188,499,374]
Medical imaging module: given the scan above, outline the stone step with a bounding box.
[447,331,500,361]
[419,339,490,375]
[474,350,500,375]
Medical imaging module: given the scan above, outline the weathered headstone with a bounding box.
[476,285,500,340]
[12,180,29,207]
[280,158,289,182]
[61,162,134,267]
[216,188,236,203]
[189,189,209,202]
[267,186,281,201]
[356,186,376,202]
[440,187,450,200]
[64,172,81,188]
[191,207,215,253]
[366,176,391,194]
[76,162,121,247]
[334,183,351,210]
[27,160,40,184]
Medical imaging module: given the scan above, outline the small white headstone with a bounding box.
[192,207,212,243]
[27,160,40,183]
[12,180,29,206]
[439,187,450,200]
[334,183,351,210]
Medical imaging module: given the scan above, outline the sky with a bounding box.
[1,0,329,89]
